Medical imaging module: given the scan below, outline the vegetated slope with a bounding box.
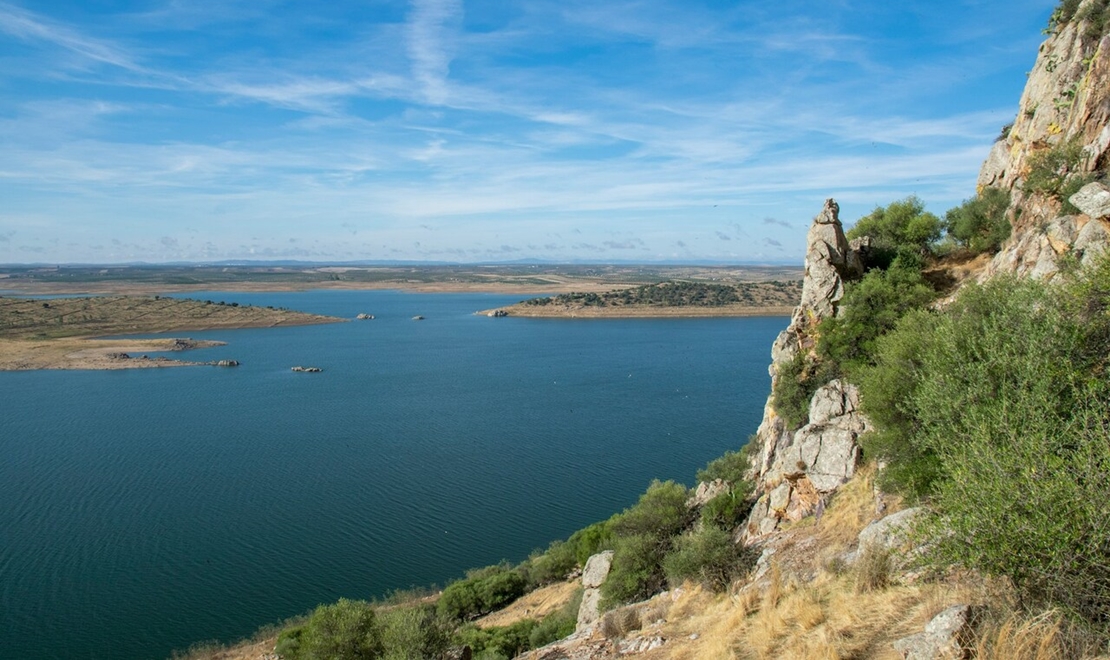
[0,295,341,340]
[498,280,802,317]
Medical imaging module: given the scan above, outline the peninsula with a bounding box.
[480,280,801,318]
[0,295,342,371]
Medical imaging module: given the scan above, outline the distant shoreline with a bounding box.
[476,304,795,318]
[0,295,343,371]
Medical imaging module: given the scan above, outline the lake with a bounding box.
[0,290,786,660]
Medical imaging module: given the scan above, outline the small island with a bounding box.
[480,280,802,318]
[0,295,344,371]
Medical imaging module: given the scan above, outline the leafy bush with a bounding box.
[528,588,582,648]
[856,309,944,499]
[818,256,937,371]
[696,447,752,485]
[847,196,942,261]
[1023,139,1085,199]
[279,599,383,660]
[771,352,820,430]
[454,619,537,659]
[606,480,692,541]
[944,187,1012,253]
[662,524,754,591]
[565,522,613,567]
[378,605,453,660]
[600,481,693,608]
[438,566,528,621]
[520,540,578,589]
[861,258,1110,627]
[699,488,750,528]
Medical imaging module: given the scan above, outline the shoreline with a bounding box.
[0,280,629,296]
[0,295,346,372]
[0,337,231,371]
[476,304,795,318]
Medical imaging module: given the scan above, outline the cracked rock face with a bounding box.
[771,199,857,368]
[742,380,868,542]
[741,199,873,544]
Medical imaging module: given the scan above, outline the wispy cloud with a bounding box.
[407,0,462,105]
[0,2,143,71]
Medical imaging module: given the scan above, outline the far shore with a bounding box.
[0,337,229,371]
[476,304,795,318]
[0,280,621,296]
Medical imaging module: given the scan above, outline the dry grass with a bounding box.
[475,579,579,629]
[973,609,1110,660]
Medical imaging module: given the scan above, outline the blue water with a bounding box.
[0,290,785,660]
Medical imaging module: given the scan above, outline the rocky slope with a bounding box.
[978,2,1110,278]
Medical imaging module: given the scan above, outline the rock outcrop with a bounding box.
[978,3,1110,280]
[575,551,614,634]
[770,199,861,367]
[742,201,870,543]
[893,605,977,660]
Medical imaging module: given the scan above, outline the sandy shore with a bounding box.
[0,337,231,371]
[476,304,795,318]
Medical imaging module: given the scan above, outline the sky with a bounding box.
[0,1,1053,265]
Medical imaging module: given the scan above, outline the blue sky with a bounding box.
[0,1,1051,264]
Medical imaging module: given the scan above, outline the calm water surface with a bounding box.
[0,290,785,660]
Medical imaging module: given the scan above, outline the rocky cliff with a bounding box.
[742,0,1110,543]
[978,1,1110,279]
[741,200,871,542]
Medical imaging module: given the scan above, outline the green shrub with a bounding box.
[662,524,754,591]
[1049,0,1082,31]
[944,187,1012,253]
[528,588,582,648]
[566,522,613,567]
[378,605,452,660]
[283,598,383,660]
[1023,139,1085,199]
[699,488,750,528]
[696,448,751,485]
[438,566,528,621]
[771,351,819,430]
[607,480,692,541]
[454,619,537,659]
[818,256,937,371]
[521,540,578,589]
[860,258,1110,627]
[600,480,693,609]
[847,196,942,261]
